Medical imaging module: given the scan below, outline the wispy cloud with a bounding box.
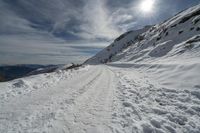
[0,0,140,41]
[69,0,121,40]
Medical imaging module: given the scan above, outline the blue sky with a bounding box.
[0,0,199,65]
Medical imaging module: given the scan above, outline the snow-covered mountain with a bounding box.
[0,4,200,133]
[86,4,200,64]
[85,4,200,91]
[85,26,151,64]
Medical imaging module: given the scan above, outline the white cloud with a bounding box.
[72,0,121,40]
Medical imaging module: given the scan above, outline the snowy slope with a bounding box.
[85,26,151,64]
[86,4,200,64]
[85,4,200,132]
[0,4,200,133]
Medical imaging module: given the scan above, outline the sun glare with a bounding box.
[140,0,155,13]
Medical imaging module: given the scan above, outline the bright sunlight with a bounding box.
[140,0,155,13]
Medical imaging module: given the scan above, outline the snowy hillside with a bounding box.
[86,4,200,64]
[0,4,200,133]
[85,26,151,64]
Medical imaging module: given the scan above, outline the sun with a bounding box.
[140,0,155,13]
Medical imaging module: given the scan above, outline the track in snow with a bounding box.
[0,65,116,133]
[0,65,200,133]
[110,66,200,133]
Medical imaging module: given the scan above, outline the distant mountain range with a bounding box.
[0,65,58,82]
[0,63,83,82]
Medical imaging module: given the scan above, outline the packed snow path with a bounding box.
[0,65,200,133]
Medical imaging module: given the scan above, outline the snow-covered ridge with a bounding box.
[86,4,200,64]
[85,26,151,64]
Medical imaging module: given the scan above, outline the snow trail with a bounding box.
[1,64,200,132]
[0,66,116,133]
